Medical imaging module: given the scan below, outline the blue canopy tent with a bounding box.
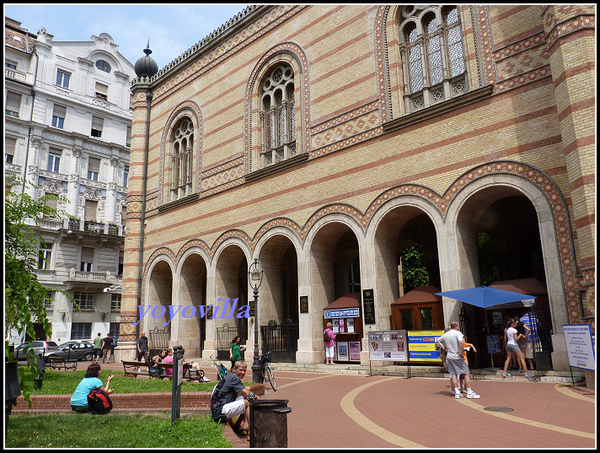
[435,286,536,309]
[435,286,537,369]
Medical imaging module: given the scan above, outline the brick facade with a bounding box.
[122,5,595,370]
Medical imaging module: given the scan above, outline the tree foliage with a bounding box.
[4,180,70,405]
[400,243,429,293]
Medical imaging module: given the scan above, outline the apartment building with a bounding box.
[120,5,593,370]
[5,18,136,344]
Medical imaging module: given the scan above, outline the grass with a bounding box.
[10,366,237,448]
[5,413,232,448]
[22,366,218,395]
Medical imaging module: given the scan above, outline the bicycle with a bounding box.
[257,350,277,391]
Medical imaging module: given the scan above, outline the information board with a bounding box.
[563,324,595,371]
[368,330,408,362]
[407,330,444,362]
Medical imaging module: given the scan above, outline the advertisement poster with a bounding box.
[337,342,349,361]
[407,330,444,362]
[349,341,361,361]
[563,324,595,371]
[332,319,340,333]
[486,335,502,354]
[368,330,408,362]
[347,318,355,333]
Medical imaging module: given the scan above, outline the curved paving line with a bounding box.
[457,398,594,439]
[340,377,425,448]
[276,373,338,390]
[554,384,595,403]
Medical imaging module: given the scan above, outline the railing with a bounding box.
[260,322,299,363]
[65,217,124,236]
[5,67,28,83]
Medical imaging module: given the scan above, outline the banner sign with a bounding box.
[324,308,360,319]
[368,330,408,362]
[407,330,444,362]
[563,324,595,371]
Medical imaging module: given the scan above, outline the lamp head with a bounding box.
[248,258,264,289]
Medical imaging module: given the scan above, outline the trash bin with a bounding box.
[249,399,292,448]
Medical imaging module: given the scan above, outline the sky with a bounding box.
[4,3,250,71]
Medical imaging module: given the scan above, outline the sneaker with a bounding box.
[466,392,481,399]
[203,376,211,382]
[449,388,454,395]
[525,372,533,377]
[502,373,511,377]
[454,392,462,399]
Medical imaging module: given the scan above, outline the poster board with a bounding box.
[407,330,444,362]
[368,330,408,362]
[563,324,595,371]
[349,341,361,361]
[337,342,349,361]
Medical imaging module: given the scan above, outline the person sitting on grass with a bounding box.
[70,363,114,413]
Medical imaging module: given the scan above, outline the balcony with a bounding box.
[66,218,125,237]
[5,67,31,84]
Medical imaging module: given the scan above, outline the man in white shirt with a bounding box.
[437,321,480,399]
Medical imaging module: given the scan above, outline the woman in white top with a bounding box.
[503,318,530,377]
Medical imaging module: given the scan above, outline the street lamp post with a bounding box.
[249,258,264,384]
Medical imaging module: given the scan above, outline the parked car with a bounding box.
[13,341,60,360]
[46,341,95,362]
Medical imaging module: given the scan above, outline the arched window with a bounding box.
[171,117,194,200]
[95,60,111,73]
[259,64,296,168]
[399,5,467,113]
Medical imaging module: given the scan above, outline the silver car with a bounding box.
[13,340,60,360]
[47,341,95,362]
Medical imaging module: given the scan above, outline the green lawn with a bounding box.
[9,366,236,448]
[5,413,232,448]
[22,367,218,394]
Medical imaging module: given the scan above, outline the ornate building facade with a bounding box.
[5,18,136,344]
[123,5,595,370]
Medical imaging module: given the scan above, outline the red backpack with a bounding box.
[87,388,113,414]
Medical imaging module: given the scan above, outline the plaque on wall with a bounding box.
[362,289,375,324]
[300,296,308,313]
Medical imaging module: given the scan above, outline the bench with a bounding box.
[121,360,152,378]
[157,363,206,382]
[46,357,78,371]
[122,360,206,382]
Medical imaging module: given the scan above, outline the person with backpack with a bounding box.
[323,322,336,365]
[70,363,114,413]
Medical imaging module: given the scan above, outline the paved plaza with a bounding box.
[77,360,597,449]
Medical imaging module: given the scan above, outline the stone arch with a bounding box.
[443,164,574,331]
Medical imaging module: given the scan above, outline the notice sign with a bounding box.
[563,324,595,371]
[408,330,444,362]
[369,330,407,362]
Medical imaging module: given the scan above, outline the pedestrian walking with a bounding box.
[229,335,246,370]
[136,331,149,368]
[101,333,113,363]
[503,318,531,377]
[323,322,336,365]
[92,332,103,363]
[436,321,480,399]
[519,311,539,370]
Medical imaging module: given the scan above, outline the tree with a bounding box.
[4,180,71,406]
[400,243,429,293]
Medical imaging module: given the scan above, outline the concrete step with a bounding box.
[193,358,586,384]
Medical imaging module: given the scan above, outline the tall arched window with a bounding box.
[171,117,194,200]
[399,5,467,113]
[260,64,296,168]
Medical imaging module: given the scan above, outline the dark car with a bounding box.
[46,341,95,362]
[13,340,60,360]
